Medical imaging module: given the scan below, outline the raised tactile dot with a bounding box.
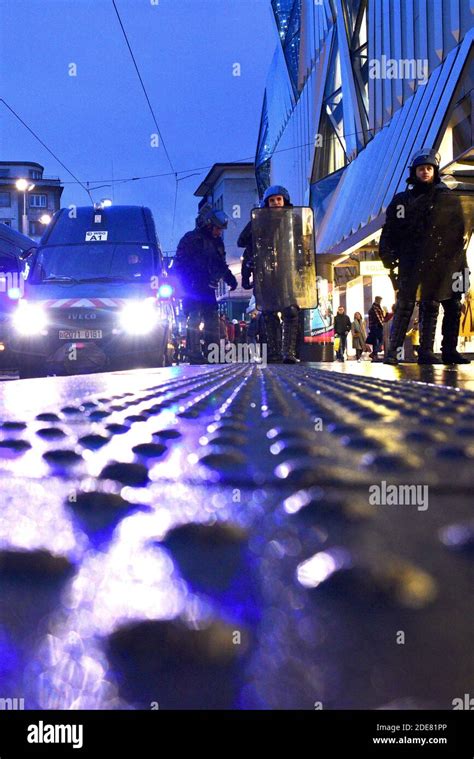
[1,421,27,430]
[132,443,167,458]
[43,449,82,464]
[339,435,381,450]
[178,409,201,419]
[106,423,130,434]
[435,445,470,460]
[360,453,413,471]
[405,430,438,443]
[206,433,247,448]
[357,409,381,421]
[266,426,316,442]
[36,413,61,422]
[269,440,322,458]
[107,618,246,709]
[161,523,248,591]
[274,458,329,486]
[125,414,149,423]
[36,428,66,440]
[211,422,247,433]
[325,423,359,436]
[67,491,137,532]
[199,451,246,469]
[455,427,474,438]
[0,439,31,452]
[78,434,111,449]
[88,410,109,420]
[0,549,73,579]
[152,429,182,440]
[100,462,149,486]
[60,406,82,415]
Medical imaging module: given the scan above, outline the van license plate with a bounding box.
[58,330,103,339]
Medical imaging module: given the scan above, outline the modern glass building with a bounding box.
[256,0,474,353]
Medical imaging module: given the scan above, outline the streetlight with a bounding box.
[101,198,112,207]
[39,214,52,226]
[16,178,35,235]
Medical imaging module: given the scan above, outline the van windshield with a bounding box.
[29,244,155,284]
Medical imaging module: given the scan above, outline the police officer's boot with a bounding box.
[418,300,442,364]
[282,306,300,364]
[441,298,471,365]
[202,309,220,364]
[384,299,414,365]
[263,312,282,363]
[186,311,205,365]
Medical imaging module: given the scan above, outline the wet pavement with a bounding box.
[0,363,473,709]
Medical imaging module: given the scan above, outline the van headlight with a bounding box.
[119,299,160,335]
[13,301,48,335]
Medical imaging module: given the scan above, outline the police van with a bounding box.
[9,205,175,377]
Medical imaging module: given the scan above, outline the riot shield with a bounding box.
[251,207,317,311]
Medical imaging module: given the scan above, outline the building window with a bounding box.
[29,169,42,179]
[0,169,10,178]
[0,192,11,207]
[2,219,12,227]
[29,194,47,208]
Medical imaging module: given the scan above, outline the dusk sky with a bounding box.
[0,0,275,251]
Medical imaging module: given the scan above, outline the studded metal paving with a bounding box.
[0,364,473,710]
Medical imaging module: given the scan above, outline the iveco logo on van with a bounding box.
[67,313,97,320]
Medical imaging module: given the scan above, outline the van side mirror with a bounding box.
[19,246,36,261]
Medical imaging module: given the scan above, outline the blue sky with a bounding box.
[0,0,275,250]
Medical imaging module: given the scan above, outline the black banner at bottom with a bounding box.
[0,710,473,756]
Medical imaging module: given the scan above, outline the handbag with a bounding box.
[334,336,340,351]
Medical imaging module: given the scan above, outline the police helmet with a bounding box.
[408,148,441,183]
[262,185,291,206]
[197,205,228,230]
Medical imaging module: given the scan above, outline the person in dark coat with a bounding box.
[238,185,300,363]
[380,148,470,365]
[333,306,351,361]
[367,296,384,360]
[351,311,367,361]
[174,206,237,364]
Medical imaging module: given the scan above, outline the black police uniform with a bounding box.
[175,226,237,364]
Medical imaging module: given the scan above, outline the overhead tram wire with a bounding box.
[59,128,380,189]
[111,0,180,244]
[0,98,94,203]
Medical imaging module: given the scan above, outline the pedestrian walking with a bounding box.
[367,296,384,360]
[334,305,351,361]
[351,311,367,361]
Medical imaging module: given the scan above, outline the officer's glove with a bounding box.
[227,274,238,292]
[241,273,253,290]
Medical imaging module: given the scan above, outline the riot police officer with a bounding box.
[174,205,237,364]
[380,148,470,365]
[238,185,304,363]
